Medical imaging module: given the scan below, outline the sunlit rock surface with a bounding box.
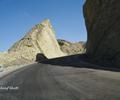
[9,19,65,60]
[0,19,65,66]
[58,39,86,55]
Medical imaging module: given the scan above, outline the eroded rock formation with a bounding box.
[0,19,65,66]
[83,0,120,66]
[58,39,86,55]
[8,19,65,60]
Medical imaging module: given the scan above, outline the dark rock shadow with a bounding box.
[36,53,48,62]
[36,53,120,72]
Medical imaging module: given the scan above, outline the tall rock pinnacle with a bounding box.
[8,19,65,61]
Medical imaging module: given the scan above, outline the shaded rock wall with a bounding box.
[83,0,120,65]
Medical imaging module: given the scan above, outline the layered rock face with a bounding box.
[0,19,65,66]
[84,0,120,65]
[58,39,86,55]
[8,19,65,60]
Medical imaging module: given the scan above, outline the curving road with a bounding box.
[0,63,120,100]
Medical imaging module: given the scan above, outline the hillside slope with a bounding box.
[0,19,65,66]
[58,39,86,55]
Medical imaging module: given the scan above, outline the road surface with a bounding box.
[0,63,120,100]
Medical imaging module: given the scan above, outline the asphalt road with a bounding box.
[0,63,120,100]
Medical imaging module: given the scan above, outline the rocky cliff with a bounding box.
[83,0,120,66]
[0,19,65,66]
[8,19,65,60]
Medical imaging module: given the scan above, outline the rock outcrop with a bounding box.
[58,39,86,55]
[83,0,120,66]
[0,19,65,66]
[0,52,30,67]
[8,19,65,60]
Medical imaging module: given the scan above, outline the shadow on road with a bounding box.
[36,53,120,72]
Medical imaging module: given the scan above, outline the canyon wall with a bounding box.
[83,0,120,66]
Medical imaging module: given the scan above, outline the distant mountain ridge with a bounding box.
[58,39,86,55]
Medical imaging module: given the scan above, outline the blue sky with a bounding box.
[0,0,87,51]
